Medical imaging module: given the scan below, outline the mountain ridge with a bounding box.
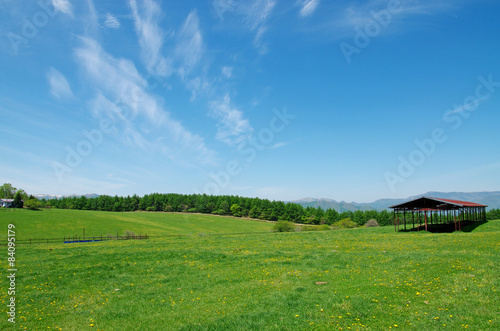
[291,191,500,212]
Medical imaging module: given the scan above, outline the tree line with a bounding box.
[3,183,499,226]
[46,193,394,226]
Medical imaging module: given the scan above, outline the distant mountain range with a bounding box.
[292,191,500,212]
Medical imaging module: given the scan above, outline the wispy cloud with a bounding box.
[222,66,233,78]
[52,0,73,16]
[336,0,459,31]
[213,0,276,54]
[213,0,236,18]
[269,142,287,149]
[299,0,320,17]
[129,0,173,78]
[83,0,99,36]
[74,37,215,164]
[104,13,120,29]
[46,68,74,99]
[209,94,253,145]
[130,2,209,100]
[175,10,204,79]
[445,95,490,115]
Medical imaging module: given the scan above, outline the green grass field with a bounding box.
[0,208,274,240]
[1,209,499,330]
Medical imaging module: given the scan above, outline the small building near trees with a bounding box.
[0,199,14,208]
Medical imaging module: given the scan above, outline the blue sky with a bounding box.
[1,0,499,203]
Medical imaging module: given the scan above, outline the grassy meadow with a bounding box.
[0,208,274,240]
[0,209,499,330]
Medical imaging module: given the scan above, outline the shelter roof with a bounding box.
[389,196,487,210]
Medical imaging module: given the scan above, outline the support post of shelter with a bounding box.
[424,211,428,232]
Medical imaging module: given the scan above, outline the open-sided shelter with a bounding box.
[389,196,487,232]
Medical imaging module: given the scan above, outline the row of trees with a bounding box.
[46,193,394,226]
[486,208,500,220]
[5,183,499,225]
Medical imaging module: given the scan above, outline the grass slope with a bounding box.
[0,209,273,240]
[1,215,498,330]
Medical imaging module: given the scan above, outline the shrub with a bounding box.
[301,224,330,232]
[272,221,295,232]
[365,219,379,227]
[333,218,357,229]
[319,224,331,231]
[302,225,318,232]
[24,199,41,210]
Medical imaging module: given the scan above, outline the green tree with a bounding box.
[230,204,242,217]
[13,191,24,208]
[1,183,17,199]
[378,210,391,226]
[24,198,41,210]
[325,208,339,224]
[352,210,366,226]
[219,200,230,215]
[16,189,29,201]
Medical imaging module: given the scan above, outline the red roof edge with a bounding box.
[427,196,488,207]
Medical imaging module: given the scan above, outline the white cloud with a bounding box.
[129,0,173,78]
[299,0,320,17]
[246,0,276,54]
[104,13,120,29]
[83,0,99,36]
[269,142,287,149]
[336,0,458,31]
[74,37,215,164]
[175,10,204,79]
[51,0,73,16]
[213,0,236,19]
[213,0,276,54]
[445,95,490,116]
[244,0,276,30]
[46,68,73,99]
[222,66,233,78]
[209,94,253,145]
[130,1,210,100]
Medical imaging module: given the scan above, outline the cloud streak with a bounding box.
[209,94,253,145]
[299,0,320,17]
[47,68,74,99]
[129,0,173,78]
[74,37,215,165]
[104,13,120,29]
[52,0,73,16]
[213,0,276,54]
[336,0,459,31]
[175,10,204,79]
